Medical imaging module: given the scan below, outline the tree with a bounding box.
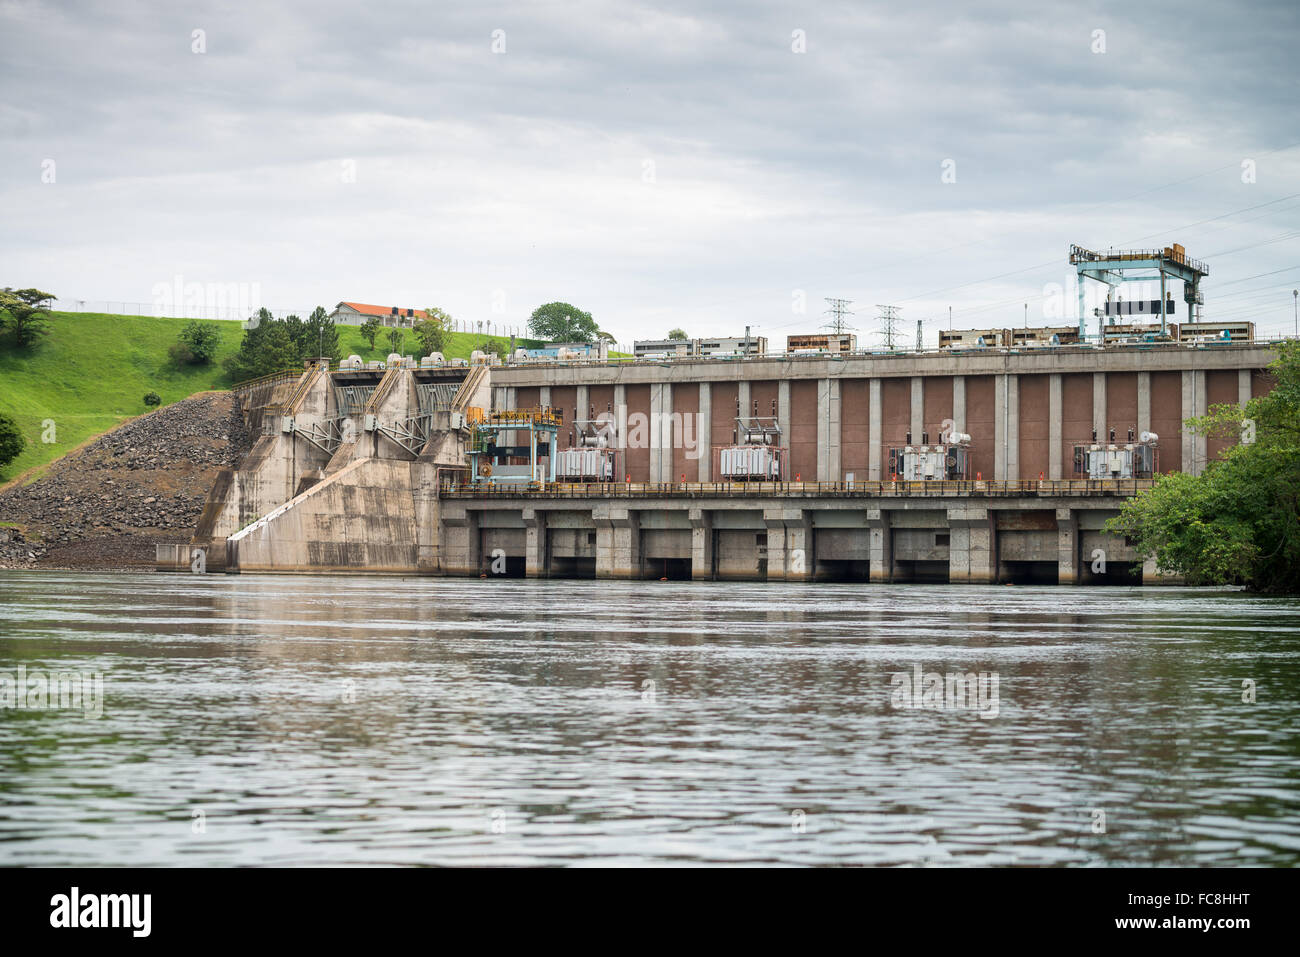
[361,315,382,350]
[303,306,341,362]
[223,318,300,382]
[1106,341,1300,593]
[414,308,450,357]
[528,301,601,342]
[667,328,688,340]
[0,287,55,348]
[0,412,24,470]
[283,313,306,359]
[386,327,404,354]
[169,319,221,365]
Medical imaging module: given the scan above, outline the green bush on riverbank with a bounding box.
[1107,341,1300,593]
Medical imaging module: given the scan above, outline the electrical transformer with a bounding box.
[887,431,973,480]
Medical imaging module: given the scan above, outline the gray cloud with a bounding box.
[2,0,1298,342]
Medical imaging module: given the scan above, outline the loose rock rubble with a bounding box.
[0,392,253,569]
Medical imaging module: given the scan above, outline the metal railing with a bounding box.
[438,478,1157,499]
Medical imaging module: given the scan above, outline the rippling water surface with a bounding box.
[1,572,1298,866]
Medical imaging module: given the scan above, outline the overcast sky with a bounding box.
[2,0,1298,344]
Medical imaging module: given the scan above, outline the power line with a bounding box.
[876,304,901,350]
[821,297,856,335]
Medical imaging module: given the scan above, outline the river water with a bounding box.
[1,571,1297,866]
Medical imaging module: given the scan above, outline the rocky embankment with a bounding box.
[0,392,252,569]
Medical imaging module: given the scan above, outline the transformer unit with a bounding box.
[556,417,618,481]
[716,409,786,481]
[1073,430,1158,479]
[888,431,972,480]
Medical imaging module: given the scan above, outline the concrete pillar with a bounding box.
[493,387,507,412]
[1238,369,1252,409]
[1093,372,1106,442]
[818,378,841,481]
[910,376,923,441]
[649,382,672,482]
[763,508,788,581]
[766,508,811,581]
[778,379,791,458]
[1194,370,1207,473]
[614,384,627,460]
[867,507,892,582]
[438,505,477,576]
[738,380,751,419]
[576,384,589,421]
[523,507,547,578]
[1137,372,1151,436]
[595,505,639,579]
[1048,373,1063,480]
[690,507,713,580]
[697,382,712,482]
[539,386,551,409]
[947,507,995,584]
[994,374,1018,480]
[1056,507,1078,585]
[868,378,883,481]
[1181,370,1208,474]
[952,375,966,435]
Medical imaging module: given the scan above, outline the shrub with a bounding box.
[143,391,162,407]
[0,413,24,469]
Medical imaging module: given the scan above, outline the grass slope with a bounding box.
[0,311,532,482]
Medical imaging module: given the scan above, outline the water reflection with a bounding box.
[0,572,1297,865]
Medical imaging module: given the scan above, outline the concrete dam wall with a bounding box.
[159,342,1275,583]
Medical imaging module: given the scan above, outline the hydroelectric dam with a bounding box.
[157,333,1278,586]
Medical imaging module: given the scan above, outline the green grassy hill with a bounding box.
[0,311,532,482]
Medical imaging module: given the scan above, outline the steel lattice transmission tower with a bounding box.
[822,298,856,335]
[875,304,902,350]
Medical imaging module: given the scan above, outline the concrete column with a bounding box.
[523,507,547,578]
[765,508,812,581]
[506,387,517,409]
[595,505,639,579]
[493,387,507,412]
[614,384,627,459]
[438,505,477,576]
[649,382,673,482]
[1137,372,1151,436]
[690,507,713,580]
[868,378,883,481]
[910,377,924,441]
[738,380,751,419]
[763,508,788,582]
[867,507,892,582]
[697,382,712,482]
[539,386,552,409]
[817,378,841,481]
[1193,370,1207,473]
[778,380,791,455]
[1181,370,1208,474]
[1048,373,1063,480]
[947,507,995,584]
[952,375,966,435]
[576,384,589,421]
[1056,507,1078,585]
[994,374,1018,480]
[1093,372,1106,442]
[1238,369,1252,409]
